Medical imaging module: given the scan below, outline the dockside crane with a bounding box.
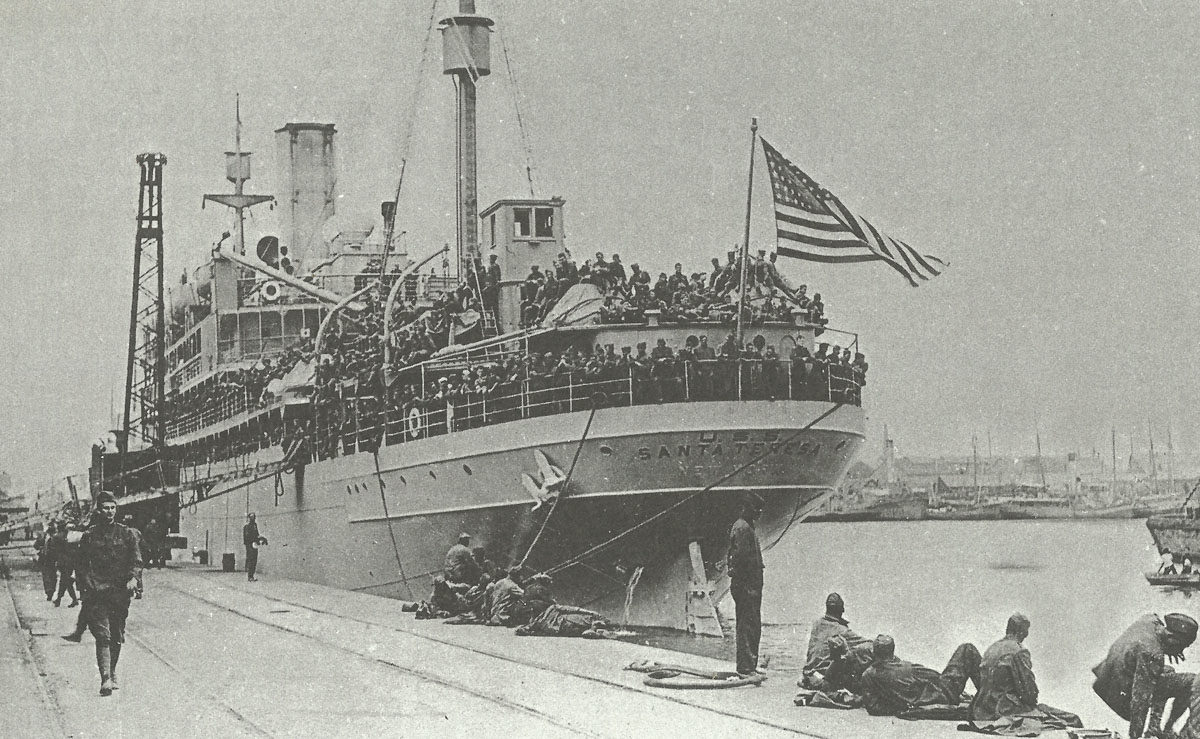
[119,153,168,484]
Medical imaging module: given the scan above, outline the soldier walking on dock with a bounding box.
[244,513,266,581]
[728,493,765,676]
[77,491,142,696]
[36,521,59,601]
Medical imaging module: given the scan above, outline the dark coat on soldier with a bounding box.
[78,521,142,593]
[1093,614,1174,729]
[243,520,262,548]
[860,657,956,715]
[974,636,1039,721]
[803,614,870,687]
[727,518,763,589]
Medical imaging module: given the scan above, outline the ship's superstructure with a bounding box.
[92,0,867,631]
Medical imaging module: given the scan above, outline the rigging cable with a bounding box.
[544,403,846,577]
[495,2,537,197]
[373,449,416,599]
[379,0,442,277]
[517,394,605,568]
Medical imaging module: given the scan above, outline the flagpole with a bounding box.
[735,117,759,349]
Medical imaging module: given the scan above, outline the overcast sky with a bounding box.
[2,0,1198,492]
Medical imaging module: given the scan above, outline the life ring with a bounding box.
[407,408,422,439]
[261,280,282,303]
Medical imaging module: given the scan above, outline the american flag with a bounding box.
[762,138,945,286]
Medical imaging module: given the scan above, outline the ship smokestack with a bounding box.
[440,0,493,274]
[275,122,337,269]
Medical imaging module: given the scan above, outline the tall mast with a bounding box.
[972,434,979,500]
[440,0,493,276]
[735,117,759,348]
[1111,427,1118,501]
[1149,421,1158,495]
[1035,428,1047,495]
[1169,422,1176,497]
[204,98,273,254]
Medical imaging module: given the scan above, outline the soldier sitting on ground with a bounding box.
[970,614,1082,733]
[800,592,872,691]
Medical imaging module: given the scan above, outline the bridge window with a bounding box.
[513,208,532,238]
[535,208,554,238]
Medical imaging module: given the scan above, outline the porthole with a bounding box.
[463,464,473,475]
[399,475,406,485]
[429,470,437,479]
[600,445,613,456]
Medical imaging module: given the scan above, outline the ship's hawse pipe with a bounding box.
[382,246,449,365]
[214,246,364,311]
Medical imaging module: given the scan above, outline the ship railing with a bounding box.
[302,359,862,460]
[234,272,458,309]
[165,387,254,439]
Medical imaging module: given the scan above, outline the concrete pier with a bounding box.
[0,548,1076,738]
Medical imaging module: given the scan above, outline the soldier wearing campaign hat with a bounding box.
[727,492,765,676]
[77,491,142,696]
[1093,612,1200,738]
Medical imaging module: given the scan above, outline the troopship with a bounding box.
[93,1,866,632]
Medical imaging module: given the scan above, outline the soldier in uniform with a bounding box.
[77,491,142,696]
[36,521,59,601]
[728,493,765,676]
[52,522,79,607]
[1093,612,1199,739]
[244,512,267,581]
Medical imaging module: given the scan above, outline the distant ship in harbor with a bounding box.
[808,432,928,522]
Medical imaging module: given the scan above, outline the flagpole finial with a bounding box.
[751,116,758,133]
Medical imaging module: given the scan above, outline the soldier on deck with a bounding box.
[77,491,142,697]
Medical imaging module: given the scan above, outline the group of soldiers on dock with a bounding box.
[719,491,1200,738]
[30,490,1200,738]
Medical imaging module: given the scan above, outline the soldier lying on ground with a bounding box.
[858,634,981,716]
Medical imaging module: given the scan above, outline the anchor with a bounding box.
[520,450,566,510]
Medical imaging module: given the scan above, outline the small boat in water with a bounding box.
[1145,572,1200,587]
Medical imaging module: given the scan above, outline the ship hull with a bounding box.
[1147,515,1200,560]
[1072,504,1134,520]
[178,400,864,628]
[998,502,1073,520]
[927,504,1003,521]
[807,498,927,523]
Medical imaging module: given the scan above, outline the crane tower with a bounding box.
[121,153,167,449]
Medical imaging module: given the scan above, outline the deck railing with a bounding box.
[302,359,862,461]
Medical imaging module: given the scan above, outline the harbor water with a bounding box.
[642,519,1176,729]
